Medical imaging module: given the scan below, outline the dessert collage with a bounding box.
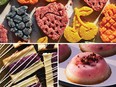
[0,0,116,87]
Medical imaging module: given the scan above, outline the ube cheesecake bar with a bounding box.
[43,52,57,87]
[10,52,57,86]
[3,45,36,67]
[8,54,41,74]
[35,2,68,40]
[2,45,44,84]
[66,52,111,84]
[37,44,58,54]
[12,75,41,87]
[10,60,43,84]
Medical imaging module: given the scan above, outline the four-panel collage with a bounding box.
[0,0,116,87]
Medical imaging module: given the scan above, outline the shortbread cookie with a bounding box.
[84,0,108,11]
[35,2,68,40]
[99,4,116,43]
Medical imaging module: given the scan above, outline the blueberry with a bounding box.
[10,28,18,32]
[17,6,28,15]
[8,20,15,28]
[17,9,25,15]
[25,21,32,27]
[14,15,22,23]
[23,35,29,41]
[6,17,11,20]
[7,12,16,18]
[22,14,30,22]
[11,6,17,12]
[20,6,28,11]
[16,22,25,29]
[15,30,23,37]
[23,28,32,35]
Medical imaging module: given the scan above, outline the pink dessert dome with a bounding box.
[66,52,111,85]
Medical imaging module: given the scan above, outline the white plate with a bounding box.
[59,44,116,87]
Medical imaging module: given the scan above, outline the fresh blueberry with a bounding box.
[10,28,18,32]
[14,15,22,23]
[20,6,28,11]
[22,14,30,22]
[16,22,25,29]
[23,35,29,41]
[17,6,28,15]
[11,6,17,12]
[7,12,16,18]
[6,17,11,20]
[15,30,23,37]
[8,20,15,28]
[25,21,32,27]
[23,28,32,35]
